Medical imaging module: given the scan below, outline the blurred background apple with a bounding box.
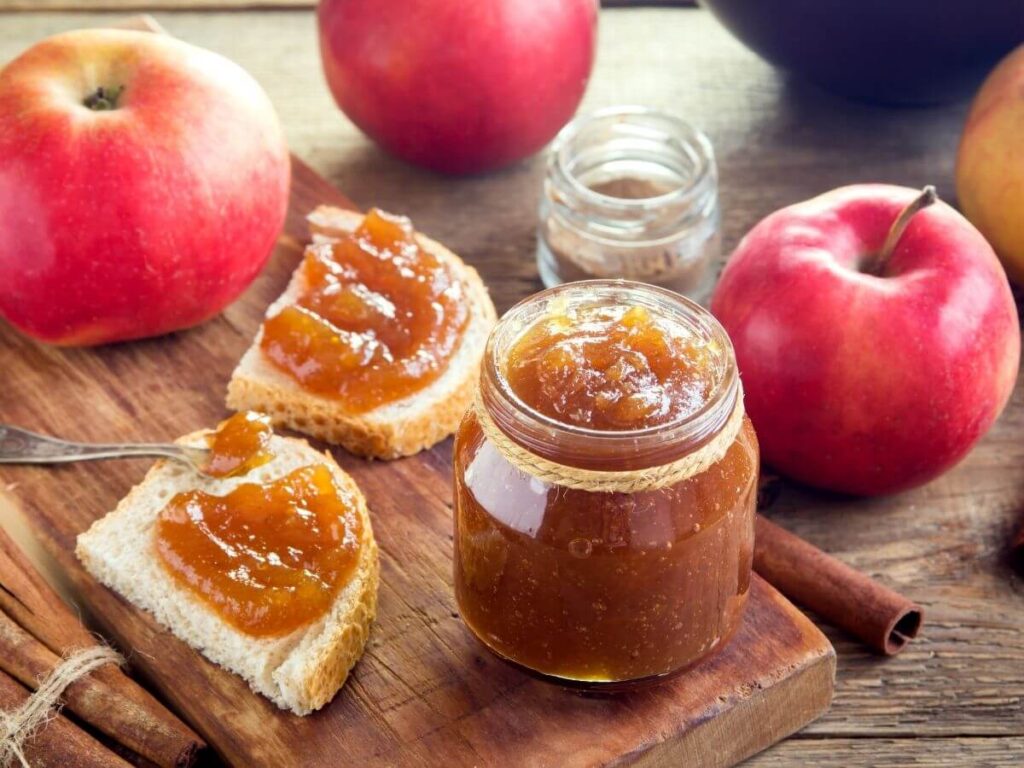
[957,45,1024,285]
[318,0,598,174]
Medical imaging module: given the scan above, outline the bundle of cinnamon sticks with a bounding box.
[0,526,204,768]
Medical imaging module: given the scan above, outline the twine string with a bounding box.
[0,645,124,768]
[473,385,745,493]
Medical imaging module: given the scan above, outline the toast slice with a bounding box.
[76,432,379,716]
[226,207,497,459]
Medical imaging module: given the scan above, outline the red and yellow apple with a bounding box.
[957,44,1024,285]
[711,184,1020,496]
[317,0,598,175]
[0,29,290,346]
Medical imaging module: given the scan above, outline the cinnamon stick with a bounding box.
[0,668,132,768]
[0,527,204,767]
[754,516,923,655]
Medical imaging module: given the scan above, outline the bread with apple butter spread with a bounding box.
[226,207,496,459]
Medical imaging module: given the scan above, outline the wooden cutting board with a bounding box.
[0,130,834,768]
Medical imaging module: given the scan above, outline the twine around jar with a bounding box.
[472,385,745,493]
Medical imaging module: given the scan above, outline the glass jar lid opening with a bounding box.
[552,106,716,215]
[481,280,739,470]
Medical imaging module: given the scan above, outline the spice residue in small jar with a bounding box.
[586,177,678,200]
[537,107,722,302]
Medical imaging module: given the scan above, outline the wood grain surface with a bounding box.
[0,5,1022,766]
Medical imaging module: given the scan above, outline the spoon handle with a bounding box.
[0,425,204,469]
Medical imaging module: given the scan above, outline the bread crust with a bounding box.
[226,207,497,459]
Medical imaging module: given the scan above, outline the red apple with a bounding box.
[318,0,598,175]
[711,184,1020,496]
[0,29,290,346]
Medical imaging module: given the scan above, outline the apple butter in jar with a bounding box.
[453,280,758,686]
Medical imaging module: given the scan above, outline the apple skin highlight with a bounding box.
[711,184,1020,496]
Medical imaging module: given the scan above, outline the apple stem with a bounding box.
[867,185,938,275]
[83,85,124,111]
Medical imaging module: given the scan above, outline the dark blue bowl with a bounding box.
[700,0,1023,105]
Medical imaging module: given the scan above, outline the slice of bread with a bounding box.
[76,432,379,716]
[226,207,497,459]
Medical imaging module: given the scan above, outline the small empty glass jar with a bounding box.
[536,106,721,304]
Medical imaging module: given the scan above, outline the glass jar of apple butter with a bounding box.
[453,280,758,687]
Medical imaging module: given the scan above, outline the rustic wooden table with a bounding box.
[1,5,1022,767]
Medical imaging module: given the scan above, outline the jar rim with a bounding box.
[480,279,740,470]
[551,105,716,214]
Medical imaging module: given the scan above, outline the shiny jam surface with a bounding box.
[260,209,470,413]
[504,304,716,431]
[202,411,273,478]
[453,298,758,684]
[155,465,363,637]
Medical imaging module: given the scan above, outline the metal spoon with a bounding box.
[0,424,210,475]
